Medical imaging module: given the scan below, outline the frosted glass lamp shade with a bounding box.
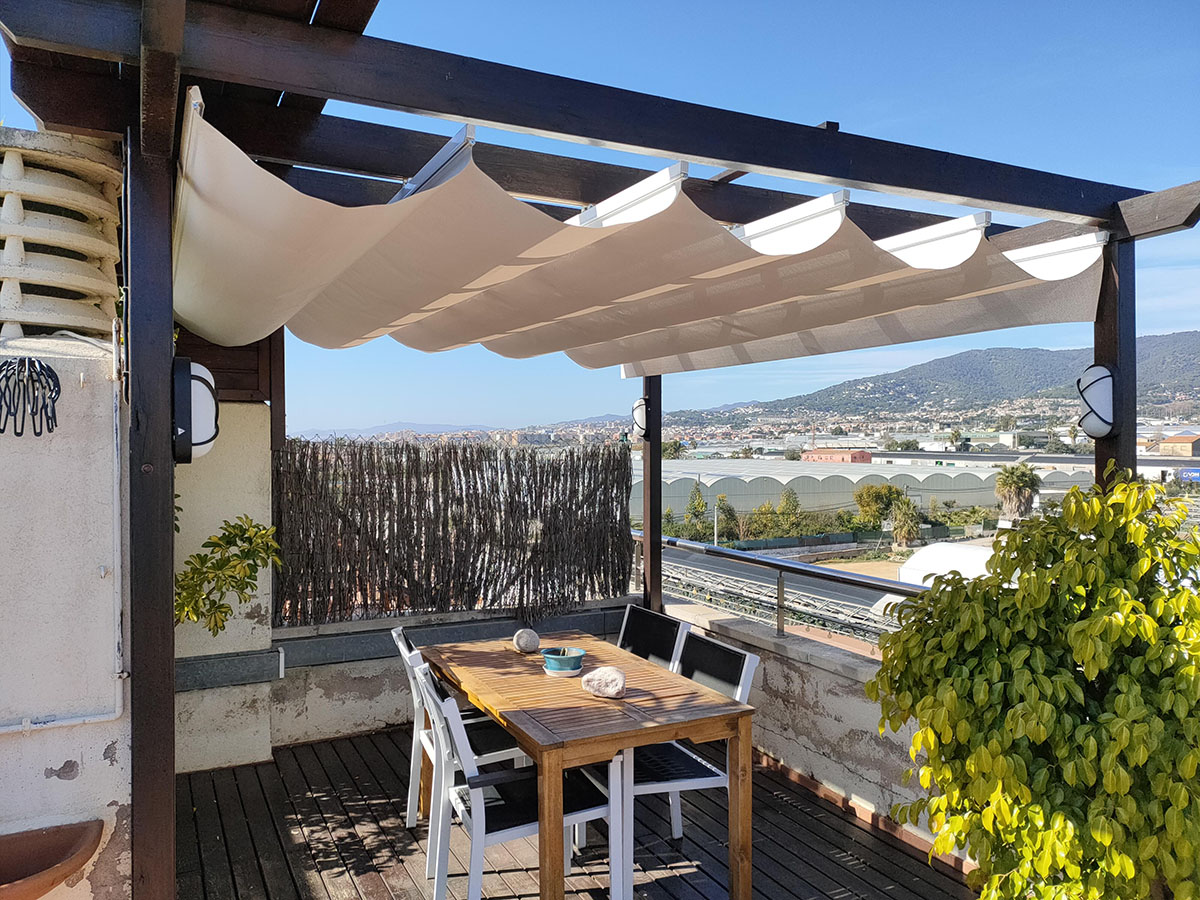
[631,397,647,438]
[1077,364,1115,439]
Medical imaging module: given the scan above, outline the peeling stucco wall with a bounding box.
[0,337,131,899]
[663,599,931,845]
[174,402,274,771]
[270,657,412,747]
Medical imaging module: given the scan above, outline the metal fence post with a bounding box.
[776,571,785,636]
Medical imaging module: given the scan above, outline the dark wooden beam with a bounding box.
[9,60,993,240]
[124,131,176,900]
[11,58,134,138]
[1094,241,1136,483]
[1113,180,1200,241]
[641,375,663,613]
[139,0,184,156]
[269,327,286,453]
[0,0,1146,223]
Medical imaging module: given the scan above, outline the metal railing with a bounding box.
[631,530,926,637]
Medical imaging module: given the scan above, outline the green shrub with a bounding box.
[866,466,1200,900]
[175,515,282,636]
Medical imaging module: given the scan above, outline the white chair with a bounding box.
[391,626,523,828]
[600,629,759,842]
[414,662,618,900]
[615,603,689,669]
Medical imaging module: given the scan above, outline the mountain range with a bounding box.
[669,331,1200,421]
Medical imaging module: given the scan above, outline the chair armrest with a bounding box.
[467,766,539,790]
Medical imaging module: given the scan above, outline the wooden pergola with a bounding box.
[2,1,1198,897]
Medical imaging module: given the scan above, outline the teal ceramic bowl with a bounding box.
[540,647,586,673]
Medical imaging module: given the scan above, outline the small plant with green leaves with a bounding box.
[175,515,282,636]
[866,464,1200,900]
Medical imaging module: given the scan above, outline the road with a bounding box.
[663,546,891,608]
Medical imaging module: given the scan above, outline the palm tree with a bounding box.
[890,497,922,547]
[994,463,1042,520]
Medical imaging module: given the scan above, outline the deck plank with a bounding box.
[179,728,973,900]
[190,771,238,900]
[176,775,206,900]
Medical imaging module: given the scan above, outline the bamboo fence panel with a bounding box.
[272,438,634,625]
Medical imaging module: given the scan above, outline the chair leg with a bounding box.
[432,793,453,900]
[426,757,445,880]
[467,818,486,900]
[669,790,683,840]
[406,726,424,828]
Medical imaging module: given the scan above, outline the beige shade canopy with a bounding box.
[171,89,1106,377]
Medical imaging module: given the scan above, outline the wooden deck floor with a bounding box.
[177,729,974,900]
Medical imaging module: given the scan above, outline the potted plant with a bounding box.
[867,466,1200,900]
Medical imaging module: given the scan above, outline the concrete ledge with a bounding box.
[175,648,283,692]
[662,597,881,684]
[272,603,631,669]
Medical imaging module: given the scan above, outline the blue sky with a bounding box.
[3,1,1197,430]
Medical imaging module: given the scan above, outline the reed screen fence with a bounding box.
[272,439,634,626]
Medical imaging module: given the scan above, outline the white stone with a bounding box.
[513,628,540,653]
[582,666,626,699]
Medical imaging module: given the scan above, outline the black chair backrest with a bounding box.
[618,605,685,668]
[677,631,750,700]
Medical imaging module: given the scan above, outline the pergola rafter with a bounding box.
[2,0,1153,224]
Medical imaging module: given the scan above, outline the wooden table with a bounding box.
[421,630,754,900]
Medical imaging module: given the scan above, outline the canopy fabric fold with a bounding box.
[171,92,1106,377]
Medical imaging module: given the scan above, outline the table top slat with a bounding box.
[421,630,752,759]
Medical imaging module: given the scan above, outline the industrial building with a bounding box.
[631,457,1092,515]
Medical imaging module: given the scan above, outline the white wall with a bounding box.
[174,402,275,772]
[0,336,130,898]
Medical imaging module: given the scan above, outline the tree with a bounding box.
[743,501,778,539]
[928,496,944,523]
[889,497,921,546]
[661,438,687,459]
[734,446,755,459]
[997,414,1017,431]
[1067,423,1080,446]
[995,462,1042,519]
[1045,433,1071,454]
[714,493,740,542]
[784,449,803,460]
[831,425,847,436]
[682,482,708,539]
[661,506,678,537]
[853,483,906,529]
[867,469,1200,900]
[776,487,802,535]
[950,428,963,448]
[898,439,921,452]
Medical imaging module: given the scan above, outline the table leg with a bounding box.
[621,748,634,900]
[727,716,753,900]
[418,711,433,818]
[607,754,624,900]
[538,748,565,900]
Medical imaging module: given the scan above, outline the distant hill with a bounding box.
[295,420,498,438]
[737,331,1200,417]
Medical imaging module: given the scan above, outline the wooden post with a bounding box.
[1094,241,1136,483]
[641,375,663,612]
[125,133,176,900]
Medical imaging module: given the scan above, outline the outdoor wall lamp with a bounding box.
[631,396,648,438]
[1077,363,1115,439]
[172,357,219,463]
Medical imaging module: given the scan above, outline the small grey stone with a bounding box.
[513,628,540,653]
[582,666,626,699]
